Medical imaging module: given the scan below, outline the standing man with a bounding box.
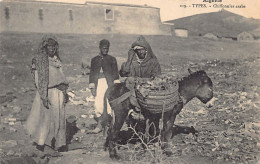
[88,39,120,134]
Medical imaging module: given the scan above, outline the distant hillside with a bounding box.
[166,10,260,38]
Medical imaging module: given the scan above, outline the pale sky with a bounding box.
[3,0,260,21]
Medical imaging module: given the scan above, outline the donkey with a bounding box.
[104,69,213,160]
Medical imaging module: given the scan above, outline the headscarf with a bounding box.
[32,35,59,101]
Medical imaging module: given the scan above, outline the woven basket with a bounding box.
[136,82,179,114]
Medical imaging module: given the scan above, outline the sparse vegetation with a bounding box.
[0,33,259,163]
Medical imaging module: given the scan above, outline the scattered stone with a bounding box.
[206,97,218,107]
[80,129,86,133]
[240,92,247,97]
[68,91,76,98]
[212,147,217,152]
[81,114,88,118]
[7,150,16,156]
[8,118,17,122]
[194,108,207,114]
[252,122,260,128]
[233,148,240,153]
[86,96,95,102]
[70,99,88,106]
[9,122,15,126]
[225,119,234,124]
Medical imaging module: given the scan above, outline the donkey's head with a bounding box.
[179,69,213,104]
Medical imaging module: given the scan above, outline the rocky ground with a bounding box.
[0,33,259,164]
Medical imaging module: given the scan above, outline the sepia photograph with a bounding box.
[0,0,259,163]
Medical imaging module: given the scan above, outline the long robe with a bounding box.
[26,57,68,148]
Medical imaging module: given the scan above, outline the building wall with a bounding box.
[175,29,188,38]
[0,1,171,35]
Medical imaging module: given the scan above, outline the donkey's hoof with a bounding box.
[104,142,109,151]
[190,126,198,134]
[110,154,121,160]
[163,149,173,156]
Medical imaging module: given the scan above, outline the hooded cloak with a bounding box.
[120,36,161,78]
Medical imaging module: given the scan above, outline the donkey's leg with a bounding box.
[160,111,176,156]
[169,102,195,138]
[162,111,176,143]
[106,103,130,160]
[161,103,183,155]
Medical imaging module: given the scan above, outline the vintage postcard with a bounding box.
[0,0,259,163]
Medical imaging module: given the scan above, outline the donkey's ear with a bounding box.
[188,68,193,74]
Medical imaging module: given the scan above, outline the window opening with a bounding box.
[5,7,10,20]
[105,9,114,20]
[69,9,73,21]
[39,9,43,21]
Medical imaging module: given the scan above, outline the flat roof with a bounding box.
[85,1,158,9]
[1,0,159,9]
